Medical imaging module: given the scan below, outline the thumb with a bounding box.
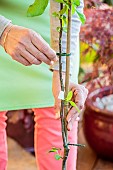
[54,98,61,119]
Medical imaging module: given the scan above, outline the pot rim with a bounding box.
[86,85,113,117]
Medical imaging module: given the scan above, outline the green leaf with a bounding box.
[61,15,67,28]
[69,101,81,113]
[63,27,67,33]
[56,27,61,32]
[65,91,73,101]
[62,15,67,26]
[48,147,61,153]
[59,5,67,15]
[76,10,86,24]
[54,154,62,160]
[54,0,64,3]
[48,149,57,153]
[54,0,69,6]
[52,147,61,150]
[52,12,59,18]
[75,0,80,6]
[72,0,80,6]
[72,3,76,15]
[27,0,49,17]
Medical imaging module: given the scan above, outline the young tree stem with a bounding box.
[58,3,68,170]
[63,3,72,170]
[58,2,72,170]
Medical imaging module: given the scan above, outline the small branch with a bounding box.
[68,143,85,147]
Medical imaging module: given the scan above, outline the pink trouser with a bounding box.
[0,111,8,170]
[0,107,78,170]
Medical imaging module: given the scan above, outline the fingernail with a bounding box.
[76,117,80,121]
[70,124,72,131]
[67,127,70,131]
[50,61,54,65]
[67,117,71,123]
[67,123,72,131]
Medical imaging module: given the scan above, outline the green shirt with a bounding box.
[0,0,81,111]
[0,0,54,111]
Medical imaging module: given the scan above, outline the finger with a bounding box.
[67,86,88,129]
[20,49,42,65]
[76,117,80,121]
[73,88,87,109]
[26,42,52,65]
[72,85,88,102]
[12,54,31,66]
[67,113,79,131]
[66,107,79,123]
[32,32,57,62]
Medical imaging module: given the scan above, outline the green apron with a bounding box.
[0,0,54,111]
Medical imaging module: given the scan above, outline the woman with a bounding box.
[0,0,87,169]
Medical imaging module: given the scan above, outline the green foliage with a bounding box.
[56,26,61,32]
[48,147,61,153]
[65,91,81,113]
[63,27,67,32]
[69,101,80,113]
[52,12,59,17]
[65,91,73,101]
[80,42,97,63]
[27,0,86,27]
[62,15,67,28]
[49,147,62,161]
[27,0,49,17]
[54,154,63,160]
[72,3,76,14]
[52,0,86,32]
[76,10,86,24]
[55,0,65,3]
[72,0,80,6]
[59,5,68,15]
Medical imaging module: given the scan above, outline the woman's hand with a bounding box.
[52,70,88,131]
[66,83,88,131]
[0,23,57,66]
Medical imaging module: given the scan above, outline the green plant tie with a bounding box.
[63,143,68,149]
[56,52,71,57]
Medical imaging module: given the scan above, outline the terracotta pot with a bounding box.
[83,86,113,160]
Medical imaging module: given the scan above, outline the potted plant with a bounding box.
[80,0,113,160]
